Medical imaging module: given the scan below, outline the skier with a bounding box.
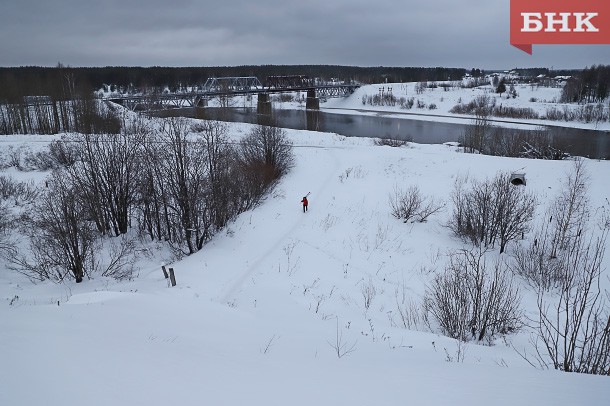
[301,195,308,212]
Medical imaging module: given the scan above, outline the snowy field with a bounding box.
[1,107,610,404]
[304,80,610,132]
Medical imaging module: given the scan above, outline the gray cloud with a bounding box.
[1,1,608,69]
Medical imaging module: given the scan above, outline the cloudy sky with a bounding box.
[1,0,608,70]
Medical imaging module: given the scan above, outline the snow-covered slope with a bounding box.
[318,81,610,132]
[1,123,609,405]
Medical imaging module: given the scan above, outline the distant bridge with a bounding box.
[104,75,359,112]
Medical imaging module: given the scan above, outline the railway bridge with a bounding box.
[105,75,359,114]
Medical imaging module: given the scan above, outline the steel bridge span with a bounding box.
[105,75,359,112]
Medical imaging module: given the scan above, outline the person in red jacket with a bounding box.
[301,196,308,212]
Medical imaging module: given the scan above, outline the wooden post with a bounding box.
[161,265,169,279]
[169,268,177,287]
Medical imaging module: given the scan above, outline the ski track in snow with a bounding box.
[220,147,341,303]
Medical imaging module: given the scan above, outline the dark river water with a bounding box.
[159,107,610,159]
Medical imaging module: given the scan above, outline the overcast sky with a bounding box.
[1,0,608,70]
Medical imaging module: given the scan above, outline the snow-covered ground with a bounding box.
[1,107,610,404]
[296,81,610,132]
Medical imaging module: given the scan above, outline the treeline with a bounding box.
[560,65,610,103]
[0,65,465,135]
[0,65,121,135]
[0,96,120,135]
[1,118,293,283]
[0,65,467,95]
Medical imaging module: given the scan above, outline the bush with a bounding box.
[389,186,423,223]
[0,175,38,205]
[24,139,80,170]
[374,138,408,147]
[461,122,568,160]
[389,186,443,223]
[492,106,539,120]
[424,248,523,342]
[449,172,537,253]
[512,159,590,289]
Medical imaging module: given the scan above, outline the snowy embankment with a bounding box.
[1,120,610,405]
[317,81,610,132]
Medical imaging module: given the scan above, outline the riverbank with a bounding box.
[173,107,610,160]
[313,81,610,132]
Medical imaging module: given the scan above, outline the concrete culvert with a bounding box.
[510,173,526,186]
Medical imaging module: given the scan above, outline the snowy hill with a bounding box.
[1,119,609,405]
[320,81,610,132]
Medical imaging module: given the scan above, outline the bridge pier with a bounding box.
[306,110,320,131]
[306,88,319,110]
[257,93,272,116]
[194,95,208,107]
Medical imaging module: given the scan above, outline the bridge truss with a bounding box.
[106,75,359,111]
[202,76,263,93]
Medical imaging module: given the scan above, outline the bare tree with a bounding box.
[461,95,492,154]
[240,124,294,182]
[28,172,95,283]
[191,120,240,234]
[134,118,291,256]
[550,159,589,257]
[68,125,145,236]
[492,174,537,253]
[533,228,609,374]
[158,117,208,255]
[136,122,175,243]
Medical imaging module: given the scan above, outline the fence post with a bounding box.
[169,268,177,287]
[161,265,169,279]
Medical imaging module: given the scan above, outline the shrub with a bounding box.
[448,172,536,253]
[374,138,408,147]
[492,106,539,120]
[0,175,38,205]
[389,186,444,223]
[25,139,80,170]
[424,248,523,342]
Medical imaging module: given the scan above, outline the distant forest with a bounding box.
[560,65,610,103]
[0,65,468,98]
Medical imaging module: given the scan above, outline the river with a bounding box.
[159,107,610,159]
